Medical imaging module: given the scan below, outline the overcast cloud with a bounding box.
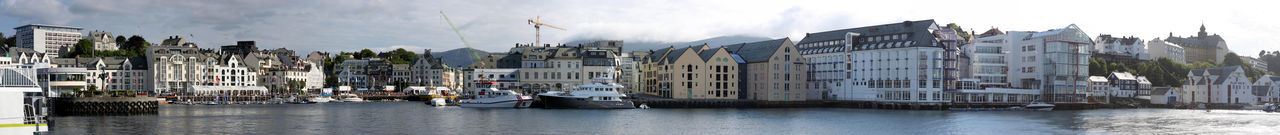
[1,0,1277,57]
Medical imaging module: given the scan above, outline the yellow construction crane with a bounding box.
[528,16,566,47]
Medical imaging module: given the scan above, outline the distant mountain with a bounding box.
[432,48,488,68]
[434,35,773,68]
[565,35,773,52]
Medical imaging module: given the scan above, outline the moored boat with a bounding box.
[458,81,532,108]
[538,78,634,109]
[1024,102,1055,111]
[338,93,364,102]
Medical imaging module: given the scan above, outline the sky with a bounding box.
[1,0,1277,57]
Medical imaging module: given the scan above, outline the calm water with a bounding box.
[49,102,1280,134]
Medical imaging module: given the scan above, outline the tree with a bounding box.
[67,39,95,58]
[1223,53,1244,67]
[946,23,972,42]
[385,48,418,64]
[115,35,126,46]
[356,49,376,59]
[3,34,14,48]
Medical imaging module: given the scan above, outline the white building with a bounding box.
[1242,56,1268,71]
[965,29,1011,88]
[86,57,146,91]
[1107,72,1143,98]
[1003,25,1093,103]
[145,36,207,94]
[1088,76,1109,98]
[819,20,962,103]
[1182,66,1254,104]
[1250,75,1280,104]
[1150,87,1179,105]
[14,24,82,58]
[89,30,118,51]
[37,67,89,97]
[1146,38,1186,64]
[1093,35,1149,61]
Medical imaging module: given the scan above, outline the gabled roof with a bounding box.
[698,47,720,61]
[1152,87,1174,96]
[1136,76,1151,84]
[723,38,789,63]
[1088,76,1108,82]
[665,46,693,63]
[1109,72,1137,80]
[797,20,940,54]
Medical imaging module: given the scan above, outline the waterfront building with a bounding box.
[964,29,1012,88]
[639,44,740,99]
[1165,24,1230,64]
[37,67,89,97]
[85,57,147,92]
[145,36,208,94]
[1250,75,1280,104]
[1092,35,1149,63]
[994,25,1094,103]
[814,20,961,104]
[391,64,412,87]
[516,44,585,94]
[463,53,522,94]
[1182,66,1251,104]
[334,58,392,89]
[723,38,808,101]
[950,79,1040,104]
[1146,38,1186,64]
[1150,87,1179,104]
[1107,72,1145,98]
[88,30,118,51]
[1087,76,1109,99]
[411,49,459,89]
[194,54,264,95]
[618,52,646,93]
[13,24,82,58]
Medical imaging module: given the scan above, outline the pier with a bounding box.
[52,97,158,116]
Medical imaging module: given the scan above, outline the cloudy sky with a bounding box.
[2,0,1276,57]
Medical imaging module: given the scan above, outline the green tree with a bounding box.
[115,35,126,46]
[1223,53,1244,67]
[946,23,971,42]
[3,34,14,48]
[384,48,418,64]
[67,39,95,58]
[356,49,376,59]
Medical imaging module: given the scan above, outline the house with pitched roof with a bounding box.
[639,43,740,99]
[807,20,964,103]
[723,38,807,101]
[1182,66,1253,104]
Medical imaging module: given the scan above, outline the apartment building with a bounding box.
[816,20,962,104]
[640,44,739,99]
[1146,38,1187,64]
[14,24,82,58]
[723,38,808,101]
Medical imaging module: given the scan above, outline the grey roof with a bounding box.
[665,46,692,63]
[698,48,719,61]
[1110,72,1137,80]
[1136,76,1151,84]
[1166,35,1225,49]
[796,20,941,54]
[723,38,789,63]
[1151,87,1174,96]
[1190,66,1242,85]
[1253,86,1270,96]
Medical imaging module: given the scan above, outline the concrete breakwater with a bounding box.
[630,99,1113,110]
[53,97,158,116]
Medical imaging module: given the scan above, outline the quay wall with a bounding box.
[630,99,1113,110]
[52,97,158,116]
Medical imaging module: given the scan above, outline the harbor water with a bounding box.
[49,102,1280,134]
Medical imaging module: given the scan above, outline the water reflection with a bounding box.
[50,103,1280,134]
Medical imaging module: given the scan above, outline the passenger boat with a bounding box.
[458,81,532,108]
[308,96,334,103]
[0,68,48,134]
[538,78,634,109]
[1024,102,1055,111]
[338,93,364,102]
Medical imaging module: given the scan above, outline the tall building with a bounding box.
[146,36,209,94]
[1146,38,1186,64]
[14,24,83,58]
[639,44,740,99]
[1003,25,1093,103]
[412,49,460,89]
[723,38,808,101]
[619,51,647,94]
[1182,66,1251,104]
[813,20,962,104]
[965,29,1012,88]
[1165,24,1230,64]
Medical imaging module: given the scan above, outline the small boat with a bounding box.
[308,97,334,103]
[1264,103,1277,113]
[338,93,364,102]
[538,77,635,109]
[1024,102,1054,111]
[458,81,532,108]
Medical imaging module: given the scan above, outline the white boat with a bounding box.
[308,97,334,103]
[538,78,634,109]
[338,93,364,102]
[0,68,48,134]
[1024,102,1055,111]
[458,81,532,108]
[429,98,448,107]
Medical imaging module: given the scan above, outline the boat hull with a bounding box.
[1025,106,1054,111]
[458,99,532,108]
[539,95,635,109]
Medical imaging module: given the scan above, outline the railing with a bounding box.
[0,68,39,87]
